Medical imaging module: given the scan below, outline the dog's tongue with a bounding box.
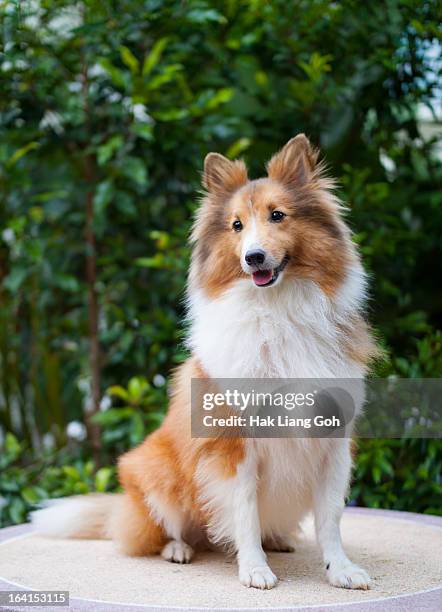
[252,270,273,286]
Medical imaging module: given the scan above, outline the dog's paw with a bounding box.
[263,534,295,552]
[327,561,371,590]
[161,540,194,564]
[239,564,278,589]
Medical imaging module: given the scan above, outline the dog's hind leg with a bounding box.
[118,431,195,564]
[109,491,167,556]
[146,491,195,564]
[263,532,296,552]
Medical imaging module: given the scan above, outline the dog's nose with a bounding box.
[245,249,266,266]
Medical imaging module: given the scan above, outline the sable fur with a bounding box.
[32,134,377,591]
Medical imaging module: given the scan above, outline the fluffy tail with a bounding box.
[31,493,120,540]
[31,492,167,556]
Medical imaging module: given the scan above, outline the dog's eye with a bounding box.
[232,220,243,232]
[270,210,285,222]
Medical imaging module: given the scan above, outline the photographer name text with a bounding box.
[202,414,341,429]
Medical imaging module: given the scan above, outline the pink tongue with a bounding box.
[252,270,273,286]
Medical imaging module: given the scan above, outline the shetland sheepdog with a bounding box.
[33,135,377,590]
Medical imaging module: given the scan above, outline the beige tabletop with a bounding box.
[0,508,441,611]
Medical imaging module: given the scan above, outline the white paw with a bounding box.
[239,564,278,589]
[161,540,194,564]
[327,561,371,590]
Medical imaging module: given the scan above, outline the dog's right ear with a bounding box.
[203,153,248,196]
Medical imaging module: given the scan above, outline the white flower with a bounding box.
[15,59,28,70]
[62,340,78,351]
[42,432,55,450]
[153,374,166,387]
[88,63,107,78]
[1,61,13,72]
[24,15,40,30]
[68,81,82,93]
[48,7,82,39]
[100,395,112,411]
[83,398,95,414]
[66,421,87,441]
[0,496,7,510]
[77,377,91,395]
[132,103,152,123]
[39,110,64,135]
[2,228,15,244]
[108,91,122,103]
[122,97,132,112]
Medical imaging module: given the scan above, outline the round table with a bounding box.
[0,508,441,611]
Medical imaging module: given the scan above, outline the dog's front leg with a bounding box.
[205,446,277,590]
[233,454,277,590]
[313,439,371,590]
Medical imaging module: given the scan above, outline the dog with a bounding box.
[33,134,377,590]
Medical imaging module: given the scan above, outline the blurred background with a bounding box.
[0,0,441,526]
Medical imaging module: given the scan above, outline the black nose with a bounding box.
[245,249,266,266]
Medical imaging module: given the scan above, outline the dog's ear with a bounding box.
[203,153,248,196]
[267,134,317,187]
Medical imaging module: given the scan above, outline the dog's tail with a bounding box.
[31,493,120,540]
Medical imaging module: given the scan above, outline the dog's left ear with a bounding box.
[267,134,317,187]
[203,153,248,196]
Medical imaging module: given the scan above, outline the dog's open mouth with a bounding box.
[252,255,289,287]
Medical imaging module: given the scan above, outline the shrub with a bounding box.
[0,0,440,525]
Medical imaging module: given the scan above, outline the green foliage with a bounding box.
[351,439,442,515]
[0,433,117,526]
[0,0,441,525]
[93,376,167,452]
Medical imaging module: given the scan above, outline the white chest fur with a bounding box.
[187,274,366,380]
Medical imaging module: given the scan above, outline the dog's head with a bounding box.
[191,134,356,298]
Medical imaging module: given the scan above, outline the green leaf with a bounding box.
[226,138,251,159]
[9,497,26,524]
[73,482,90,494]
[106,385,129,402]
[7,142,40,167]
[135,254,167,268]
[21,486,40,504]
[115,192,137,217]
[95,467,112,492]
[93,180,114,213]
[120,46,139,74]
[146,64,183,91]
[5,433,21,457]
[92,408,134,425]
[97,135,124,166]
[128,376,149,401]
[142,37,169,76]
[131,122,154,141]
[62,466,80,480]
[152,108,189,121]
[299,52,333,83]
[120,157,148,186]
[4,268,27,293]
[53,273,80,292]
[98,58,126,88]
[205,88,233,110]
[186,8,227,24]
[130,413,145,445]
